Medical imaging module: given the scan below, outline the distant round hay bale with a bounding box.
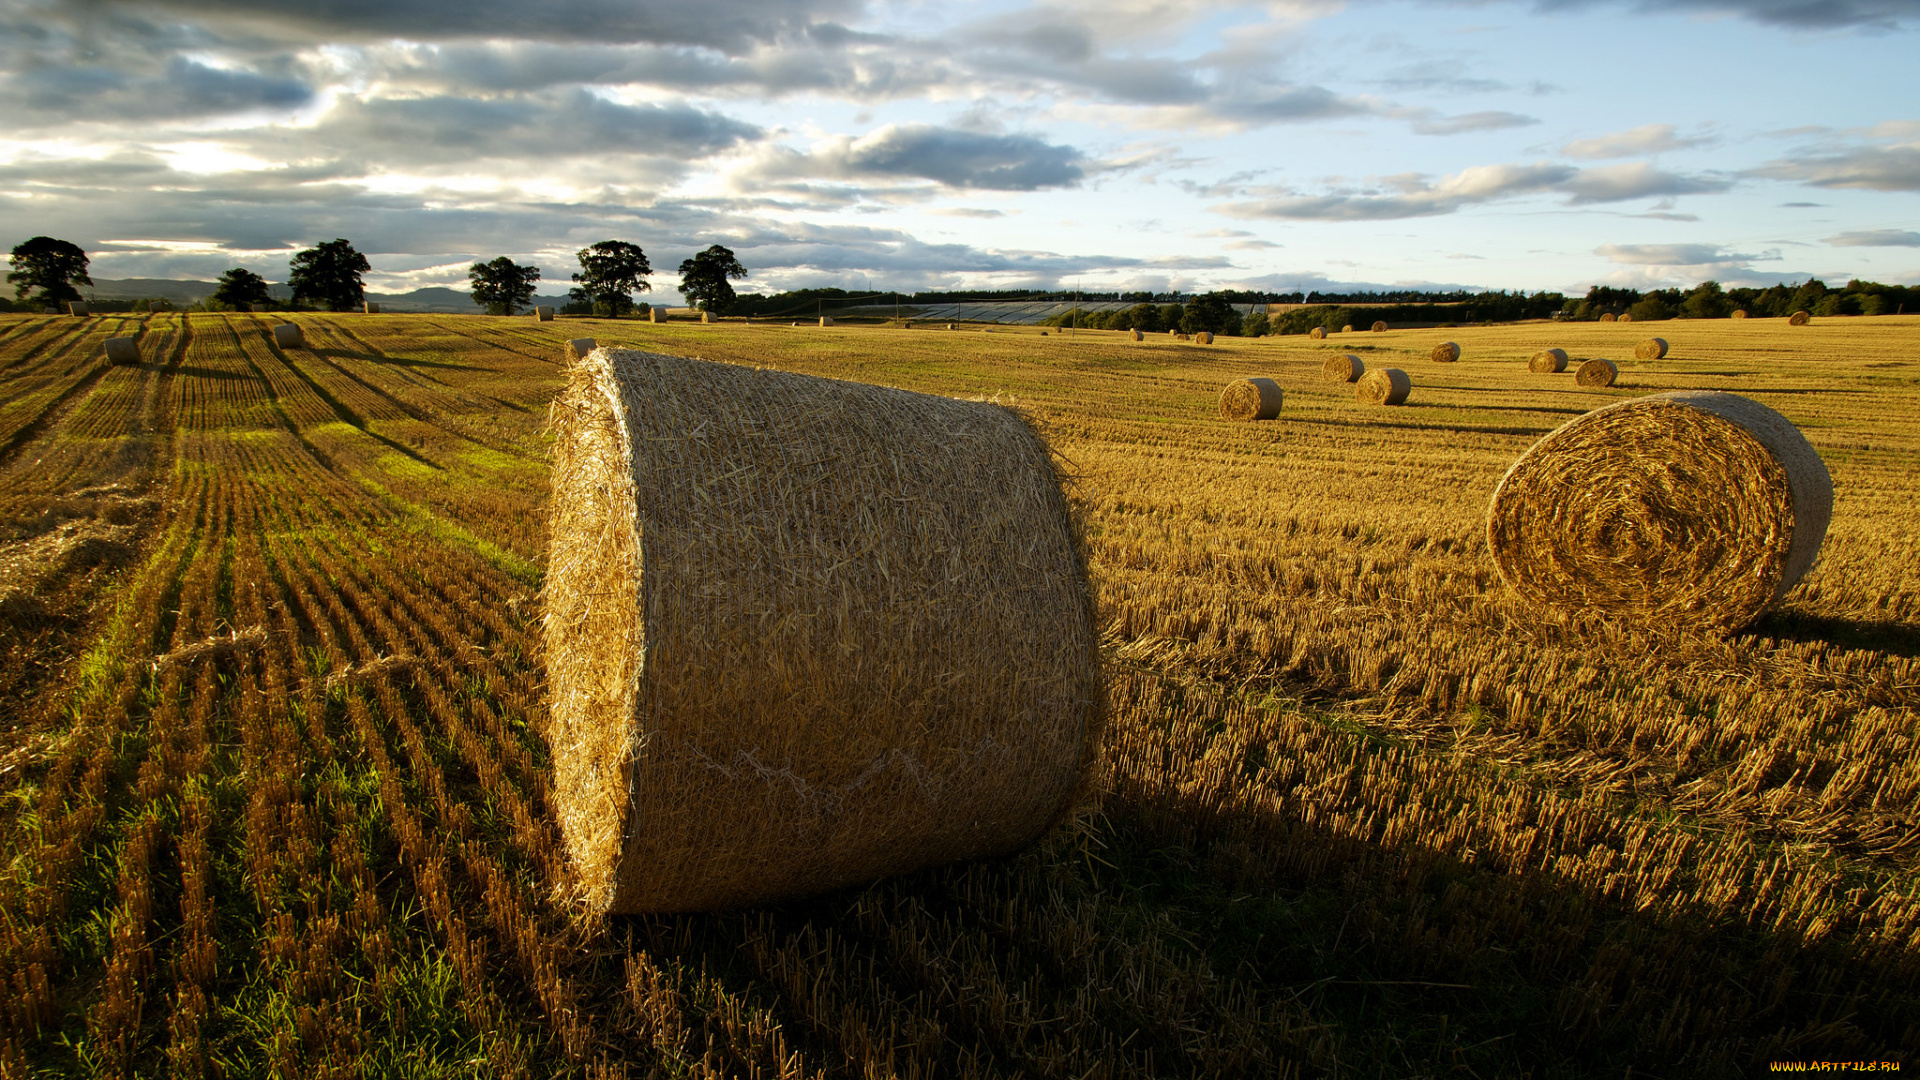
[1357,368,1411,405]
[649,308,661,323]
[1789,310,1811,326]
[1371,320,1388,332]
[41,306,57,314]
[545,347,1100,913]
[103,337,140,365]
[1731,309,1748,320]
[819,316,834,327]
[567,337,597,360]
[1341,324,1354,334]
[271,323,305,349]
[1196,331,1214,344]
[1430,341,1460,363]
[68,301,90,316]
[536,306,555,321]
[1618,313,1633,323]
[364,302,381,314]
[1575,357,1618,387]
[1219,377,1284,420]
[1309,326,1327,340]
[901,320,912,329]
[1322,354,1364,383]
[1130,329,1143,341]
[701,311,712,323]
[1529,348,1569,373]
[1486,390,1832,630]
[1635,337,1669,360]
[1599,313,1617,323]
[946,323,955,330]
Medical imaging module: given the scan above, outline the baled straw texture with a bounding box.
[545,348,1102,914]
[1789,310,1811,326]
[1309,326,1327,340]
[1357,368,1410,405]
[364,302,381,314]
[1322,354,1364,383]
[1341,324,1354,333]
[1371,320,1388,332]
[1635,338,1669,360]
[536,306,555,321]
[1619,313,1634,323]
[649,308,661,323]
[272,323,304,349]
[1219,377,1284,420]
[68,301,89,316]
[567,338,596,361]
[1732,309,1748,320]
[1130,329,1143,341]
[1196,331,1214,344]
[1599,313,1617,323]
[1529,348,1569,373]
[1486,391,1832,631]
[701,311,712,323]
[1576,358,1618,387]
[1430,341,1460,363]
[104,337,140,365]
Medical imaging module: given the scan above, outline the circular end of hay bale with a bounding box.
[1789,310,1811,326]
[1197,331,1214,344]
[1731,309,1748,320]
[1130,329,1143,341]
[1575,357,1618,387]
[567,337,597,361]
[103,337,140,365]
[1487,391,1833,630]
[1219,377,1284,420]
[544,349,1100,913]
[271,323,305,349]
[1309,326,1327,340]
[1619,313,1634,323]
[1341,324,1354,333]
[1322,354,1364,383]
[1357,368,1410,405]
[1430,341,1460,363]
[1599,313,1617,323]
[1371,321,1388,333]
[1529,348,1569,374]
[1634,337,1669,360]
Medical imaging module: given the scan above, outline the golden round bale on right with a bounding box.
[1635,338,1669,360]
[1486,391,1832,631]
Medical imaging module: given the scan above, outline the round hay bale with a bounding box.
[271,323,305,349]
[536,306,555,321]
[1789,310,1811,326]
[1486,390,1832,631]
[1430,341,1460,363]
[68,301,91,316]
[1309,326,1327,340]
[567,337,597,360]
[1372,321,1388,332]
[1529,348,1569,373]
[545,348,1100,913]
[946,323,955,330]
[1731,309,1748,320]
[1130,329,1143,342]
[364,302,382,314]
[701,311,712,324]
[1196,331,1214,344]
[1219,377,1284,420]
[1575,357,1618,387]
[1357,368,1411,406]
[819,316,834,327]
[103,337,140,365]
[1635,337,1669,360]
[648,308,661,323]
[1599,313,1617,323]
[1618,313,1633,323]
[1341,324,1354,333]
[1322,354,1364,383]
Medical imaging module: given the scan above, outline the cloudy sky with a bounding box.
[3,0,1917,301]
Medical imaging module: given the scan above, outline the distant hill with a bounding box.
[82,278,573,314]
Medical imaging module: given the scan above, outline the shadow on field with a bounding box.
[173,364,257,381]
[316,347,489,372]
[1747,610,1920,659]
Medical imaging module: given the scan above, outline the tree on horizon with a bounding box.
[570,241,651,318]
[469,257,542,316]
[678,245,748,314]
[8,236,92,306]
[289,238,371,312]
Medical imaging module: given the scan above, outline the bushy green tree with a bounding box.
[677,245,747,314]
[1629,293,1676,321]
[213,267,273,310]
[469,256,542,316]
[1126,303,1162,333]
[1680,280,1728,319]
[8,236,92,305]
[571,240,651,318]
[289,239,370,312]
[1242,311,1271,337]
[1788,278,1829,315]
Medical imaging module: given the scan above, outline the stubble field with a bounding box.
[0,309,1915,1077]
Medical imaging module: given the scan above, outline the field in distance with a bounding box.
[0,310,1915,1077]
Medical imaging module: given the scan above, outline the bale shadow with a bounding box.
[1745,610,1920,659]
[316,347,488,372]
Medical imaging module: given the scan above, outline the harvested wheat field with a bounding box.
[0,310,1916,1077]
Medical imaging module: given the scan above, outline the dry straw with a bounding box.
[701,311,712,324]
[1322,354,1364,383]
[536,306,555,321]
[1309,326,1327,340]
[103,337,139,365]
[1357,368,1411,405]
[1486,390,1832,630]
[1789,310,1811,326]
[545,348,1102,914]
[1371,321,1388,332]
[1731,309,1749,320]
[272,323,305,349]
[566,338,597,361]
[1599,313,1617,323]
[1430,341,1460,363]
[1219,377,1284,420]
[1635,338,1669,360]
[1619,313,1634,323]
[1529,348,1569,373]
[1576,358,1618,387]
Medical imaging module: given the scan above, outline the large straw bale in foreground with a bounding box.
[1529,348,1568,373]
[1576,357,1618,387]
[1430,341,1460,363]
[1357,368,1410,405]
[1219,377,1284,420]
[1486,391,1832,630]
[545,348,1102,914]
[1323,354,1364,383]
[1635,337,1669,360]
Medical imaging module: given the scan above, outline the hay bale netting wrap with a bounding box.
[1789,310,1811,326]
[271,323,304,349]
[1635,337,1669,360]
[1308,326,1327,340]
[566,337,597,361]
[1575,357,1618,387]
[545,348,1102,914]
[1529,348,1569,373]
[1486,391,1832,630]
[1322,353,1364,383]
[1371,320,1388,333]
[103,337,140,365]
[1357,368,1411,406]
[1219,377,1284,421]
[1430,341,1460,363]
